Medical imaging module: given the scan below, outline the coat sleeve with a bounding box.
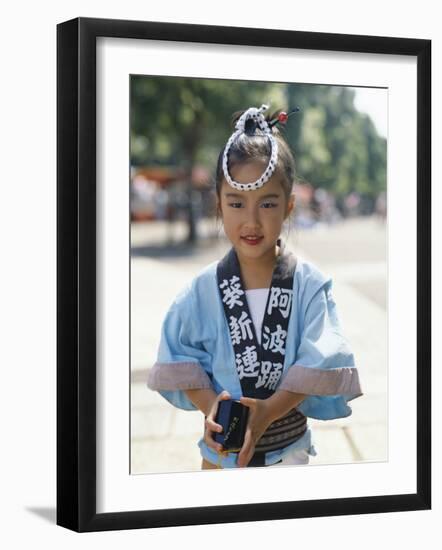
[147,288,214,410]
[278,279,363,420]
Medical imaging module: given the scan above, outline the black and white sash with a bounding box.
[217,242,307,454]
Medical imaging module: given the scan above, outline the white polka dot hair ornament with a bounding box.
[222,104,278,191]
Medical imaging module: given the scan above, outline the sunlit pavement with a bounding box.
[130,216,387,474]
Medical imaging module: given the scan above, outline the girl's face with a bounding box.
[218,161,294,264]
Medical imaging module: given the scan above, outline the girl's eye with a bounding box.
[226,201,278,209]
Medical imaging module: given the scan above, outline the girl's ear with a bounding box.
[285,194,295,219]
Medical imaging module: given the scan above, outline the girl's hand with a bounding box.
[203,390,232,454]
[237,396,274,468]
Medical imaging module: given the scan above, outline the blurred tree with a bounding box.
[285,83,386,200]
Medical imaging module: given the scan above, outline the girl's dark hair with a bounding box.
[215,108,296,201]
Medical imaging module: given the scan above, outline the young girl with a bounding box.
[147,104,362,469]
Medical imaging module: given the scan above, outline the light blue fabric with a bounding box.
[199,426,318,467]
[292,266,361,419]
[152,255,362,466]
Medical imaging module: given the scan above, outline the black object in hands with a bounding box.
[214,399,249,451]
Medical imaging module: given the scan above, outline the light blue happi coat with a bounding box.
[149,255,362,467]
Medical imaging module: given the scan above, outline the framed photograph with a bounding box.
[57,17,431,532]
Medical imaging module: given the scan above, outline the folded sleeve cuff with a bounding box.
[278,364,362,396]
[147,361,213,391]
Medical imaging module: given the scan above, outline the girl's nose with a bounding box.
[243,206,261,228]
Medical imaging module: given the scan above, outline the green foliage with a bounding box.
[130,76,386,197]
[285,83,386,197]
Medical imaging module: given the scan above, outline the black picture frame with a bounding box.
[56,16,431,532]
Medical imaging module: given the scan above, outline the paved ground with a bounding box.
[130,216,388,474]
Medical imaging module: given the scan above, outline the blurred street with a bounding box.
[130,216,387,474]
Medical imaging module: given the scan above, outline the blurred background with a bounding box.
[130,77,387,474]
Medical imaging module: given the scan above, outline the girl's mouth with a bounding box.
[241,236,264,246]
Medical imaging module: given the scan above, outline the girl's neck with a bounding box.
[237,244,280,290]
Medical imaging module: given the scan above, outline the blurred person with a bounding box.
[344,191,361,217]
[314,187,340,224]
[154,186,169,220]
[314,187,327,221]
[131,174,156,220]
[147,105,363,470]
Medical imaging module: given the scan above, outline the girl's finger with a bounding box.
[205,418,223,433]
[237,428,254,467]
[240,396,256,410]
[204,390,232,453]
[219,390,231,401]
[204,429,224,452]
